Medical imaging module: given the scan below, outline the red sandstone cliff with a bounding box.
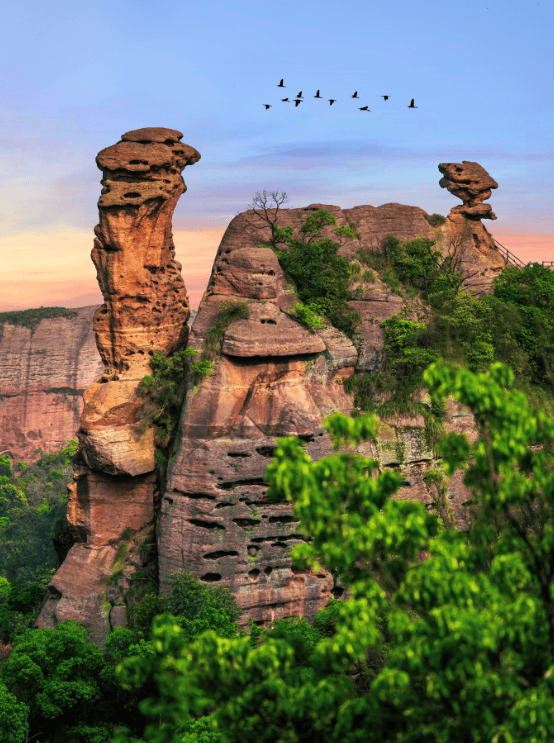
[0,306,103,463]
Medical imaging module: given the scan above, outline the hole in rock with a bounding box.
[292,567,309,575]
[332,587,344,598]
[189,519,225,530]
[123,192,141,199]
[248,569,260,580]
[256,446,276,457]
[264,567,273,575]
[272,542,288,548]
[268,270,275,276]
[227,452,251,458]
[234,518,261,529]
[215,502,233,509]
[260,319,277,325]
[268,515,299,524]
[201,573,222,582]
[164,139,174,145]
[219,478,267,490]
[204,550,238,559]
[129,159,149,165]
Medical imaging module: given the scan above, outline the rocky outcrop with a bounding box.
[437,161,505,295]
[0,306,103,464]
[36,128,200,645]
[157,243,358,626]
[34,155,497,641]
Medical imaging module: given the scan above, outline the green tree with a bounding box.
[493,262,554,386]
[0,681,28,743]
[114,361,554,742]
[273,209,363,340]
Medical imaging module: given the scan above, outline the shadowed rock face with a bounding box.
[36,128,200,646]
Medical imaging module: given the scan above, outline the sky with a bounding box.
[1,0,553,311]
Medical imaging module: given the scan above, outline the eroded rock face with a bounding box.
[438,161,498,221]
[93,127,200,374]
[36,128,199,643]
[158,246,358,626]
[0,306,104,463]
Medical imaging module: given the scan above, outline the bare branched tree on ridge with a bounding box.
[234,189,295,250]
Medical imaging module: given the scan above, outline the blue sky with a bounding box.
[1,0,553,309]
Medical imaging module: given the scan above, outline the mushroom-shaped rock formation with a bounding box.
[36,128,199,646]
[437,161,505,295]
[157,234,359,627]
[438,160,498,221]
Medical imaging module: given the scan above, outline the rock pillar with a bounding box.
[36,128,200,645]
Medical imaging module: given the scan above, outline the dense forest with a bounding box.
[1,210,554,741]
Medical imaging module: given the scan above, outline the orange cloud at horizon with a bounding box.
[1,225,553,313]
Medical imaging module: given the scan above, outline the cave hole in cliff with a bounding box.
[200,573,222,582]
[291,567,309,575]
[248,569,260,581]
[264,567,273,575]
[260,319,277,325]
[219,478,267,490]
[297,433,315,443]
[256,446,276,457]
[215,501,233,509]
[233,518,261,529]
[203,550,238,559]
[189,518,225,530]
[227,451,252,458]
[123,192,142,199]
[332,587,345,598]
[184,492,216,501]
[129,159,149,165]
[272,542,288,548]
[268,515,299,524]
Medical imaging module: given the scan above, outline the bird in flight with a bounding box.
[293,99,303,107]
[328,99,336,105]
[263,104,272,109]
[296,91,303,98]
[382,95,389,100]
[281,98,289,102]
[352,92,359,98]
[408,99,417,108]
[314,90,322,98]
[278,79,285,87]
[359,106,370,111]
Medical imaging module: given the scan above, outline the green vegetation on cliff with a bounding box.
[0,306,77,336]
[109,362,554,742]
[348,233,554,419]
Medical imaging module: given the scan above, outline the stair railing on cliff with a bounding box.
[494,239,554,269]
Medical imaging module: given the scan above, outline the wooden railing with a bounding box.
[494,240,553,269]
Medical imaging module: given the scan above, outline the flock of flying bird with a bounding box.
[264,79,418,111]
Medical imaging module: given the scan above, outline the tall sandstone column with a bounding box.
[36,128,200,645]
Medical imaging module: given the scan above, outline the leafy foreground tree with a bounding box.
[114,361,554,742]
